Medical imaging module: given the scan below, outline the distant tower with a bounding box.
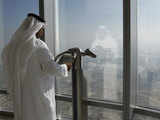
[91,25,121,101]
[91,66,104,98]
[138,51,154,106]
[91,25,118,57]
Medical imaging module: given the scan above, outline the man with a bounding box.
[2,13,71,120]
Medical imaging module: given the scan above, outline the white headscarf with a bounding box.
[1,16,44,119]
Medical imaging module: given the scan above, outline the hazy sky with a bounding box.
[59,0,160,54]
[0,0,38,64]
[1,0,160,54]
[138,0,160,54]
[0,0,39,44]
[58,0,123,51]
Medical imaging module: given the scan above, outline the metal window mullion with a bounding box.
[84,99,123,111]
[39,0,45,41]
[39,0,44,25]
[130,0,138,118]
[43,1,88,119]
[43,0,56,54]
[55,94,123,111]
[123,0,137,120]
[43,0,58,92]
[133,106,160,118]
[123,0,132,120]
[55,94,72,102]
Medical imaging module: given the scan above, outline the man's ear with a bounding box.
[36,28,42,39]
[35,31,40,38]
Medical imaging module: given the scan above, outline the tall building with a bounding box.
[104,63,119,101]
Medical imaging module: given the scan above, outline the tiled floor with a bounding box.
[0,94,72,120]
[0,94,13,119]
[0,94,13,112]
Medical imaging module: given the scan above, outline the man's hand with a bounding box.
[65,62,72,71]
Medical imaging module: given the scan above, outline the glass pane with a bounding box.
[56,101,72,120]
[137,0,160,108]
[55,71,72,95]
[0,0,39,89]
[88,106,122,120]
[133,114,159,120]
[57,0,123,102]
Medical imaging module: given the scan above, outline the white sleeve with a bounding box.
[37,47,68,77]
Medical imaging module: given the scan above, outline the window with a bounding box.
[137,0,160,109]
[44,0,160,119]
[0,0,39,90]
[53,0,123,119]
[56,0,123,102]
[1,0,160,119]
[0,0,39,113]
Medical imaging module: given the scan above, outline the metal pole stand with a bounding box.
[55,48,96,120]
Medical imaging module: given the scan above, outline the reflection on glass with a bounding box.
[55,71,72,95]
[137,0,160,108]
[0,0,39,89]
[133,114,159,120]
[57,0,123,102]
[56,101,72,120]
[88,106,122,120]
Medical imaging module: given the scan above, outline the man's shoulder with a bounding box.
[34,40,52,57]
[35,39,49,50]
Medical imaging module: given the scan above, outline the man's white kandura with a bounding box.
[1,16,68,120]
